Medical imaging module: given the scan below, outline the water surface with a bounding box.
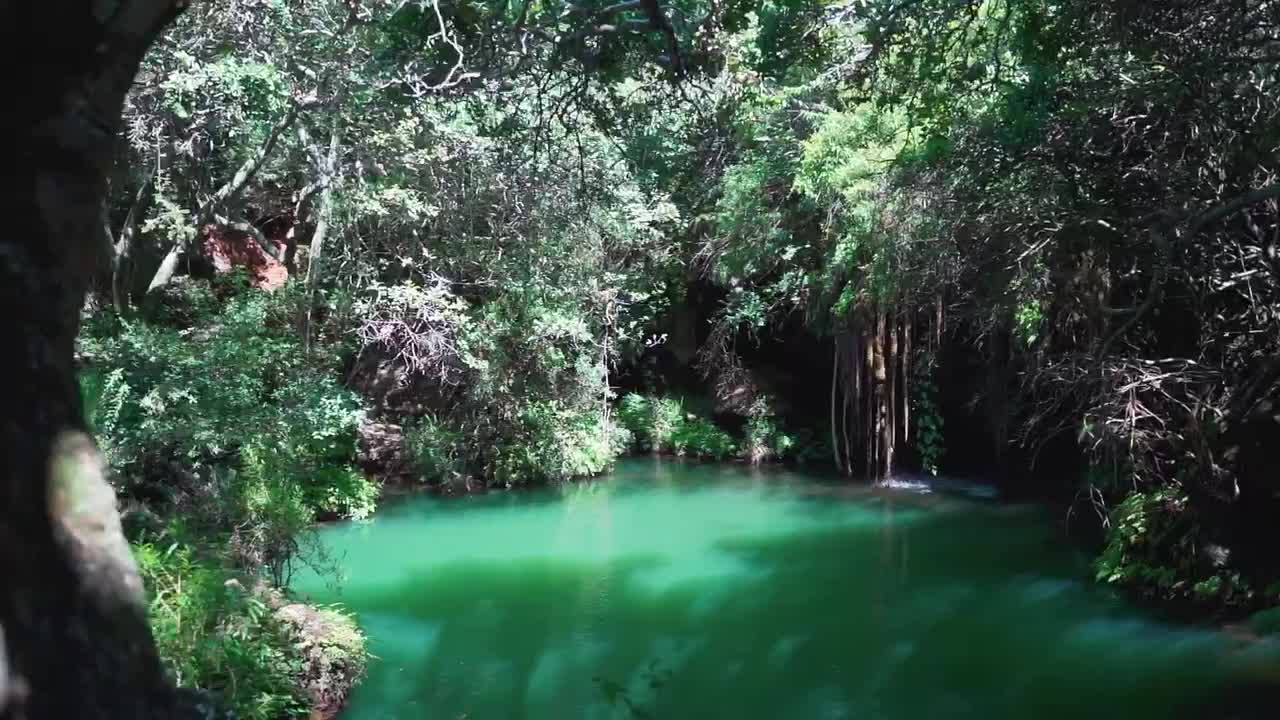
[293,459,1280,719]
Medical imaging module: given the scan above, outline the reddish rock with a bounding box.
[199,224,289,291]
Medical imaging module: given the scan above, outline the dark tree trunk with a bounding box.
[885,309,897,477]
[873,309,890,478]
[864,319,876,478]
[901,312,911,451]
[848,330,861,476]
[0,2,196,718]
[831,341,842,473]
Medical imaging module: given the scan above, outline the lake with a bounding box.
[293,458,1280,719]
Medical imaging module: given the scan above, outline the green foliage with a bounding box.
[616,394,651,447]
[135,538,369,720]
[232,445,315,586]
[1095,489,1254,610]
[79,283,376,586]
[148,276,222,329]
[404,415,466,483]
[743,414,796,465]
[912,364,944,476]
[88,286,375,716]
[81,368,132,463]
[616,394,738,461]
[670,417,738,461]
[93,0,1280,633]
[423,294,627,487]
[1013,300,1044,348]
[617,394,686,454]
[489,403,617,485]
[82,291,353,471]
[134,541,307,720]
[81,288,365,485]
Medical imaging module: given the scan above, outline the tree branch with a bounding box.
[212,214,281,261]
[196,102,301,227]
[147,101,301,295]
[1189,183,1280,234]
[1098,184,1280,358]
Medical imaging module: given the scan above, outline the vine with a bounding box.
[913,359,944,476]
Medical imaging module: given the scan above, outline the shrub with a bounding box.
[743,414,796,464]
[148,275,223,329]
[308,465,379,522]
[408,404,624,489]
[648,398,685,452]
[404,415,466,482]
[80,367,134,468]
[616,394,652,448]
[232,446,315,586]
[136,539,369,720]
[135,540,308,720]
[79,286,366,476]
[617,394,684,453]
[671,417,738,461]
[489,403,617,485]
[353,279,466,381]
[617,393,742,460]
[79,282,376,581]
[1095,487,1254,610]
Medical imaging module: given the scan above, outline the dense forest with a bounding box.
[2,0,1279,717]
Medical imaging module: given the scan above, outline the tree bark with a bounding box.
[873,308,889,479]
[901,312,911,450]
[864,319,875,479]
[935,294,943,349]
[831,341,842,473]
[886,309,897,477]
[302,129,342,353]
[0,2,206,718]
[841,341,853,476]
[109,168,156,313]
[849,330,861,476]
[286,180,323,272]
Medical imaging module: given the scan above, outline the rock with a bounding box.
[1205,543,1232,569]
[273,603,368,720]
[357,420,411,481]
[199,224,288,291]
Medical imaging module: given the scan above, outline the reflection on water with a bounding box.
[292,458,1280,719]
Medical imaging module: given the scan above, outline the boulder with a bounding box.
[357,420,411,482]
[199,224,288,291]
[273,603,368,720]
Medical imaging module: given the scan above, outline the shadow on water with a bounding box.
[295,461,1280,720]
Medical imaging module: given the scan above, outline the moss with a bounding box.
[273,603,369,719]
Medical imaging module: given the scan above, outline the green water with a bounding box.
[293,459,1279,719]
